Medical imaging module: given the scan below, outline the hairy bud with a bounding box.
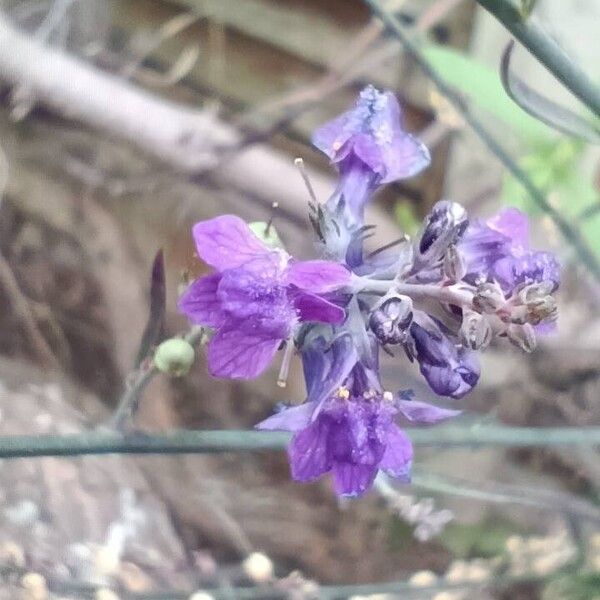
[417,201,468,261]
[369,294,413,345]
[460,310,492,350]
[507,323,537,353]
[154,338,195,376]
[515,280,557,325]
[443,245,467,282]
[473,282,505,313]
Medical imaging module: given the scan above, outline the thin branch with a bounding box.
[475,0,600,117]
[2,424,600,458]
[365,0,600,283]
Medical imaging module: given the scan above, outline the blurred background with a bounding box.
[0,0,598,598]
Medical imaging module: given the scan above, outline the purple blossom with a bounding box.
[257,336,459,497]
[313,85,430,223]
[410,314,480,399]
[460,208,560,293]
[178,215,350,379]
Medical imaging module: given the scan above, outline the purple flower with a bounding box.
[460,208,560,293]
[178,215,350,379]
[410,314,480,399]
[257,337,459,496]
[313,85,430,223]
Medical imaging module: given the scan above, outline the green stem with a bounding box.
[475,0,600,117]
[2,424,600,458]
[364,0,600,283]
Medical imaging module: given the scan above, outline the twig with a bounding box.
[3,423,600,458]
[475,0,600,117]
[365,0,600,283]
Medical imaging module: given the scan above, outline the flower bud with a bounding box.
[473,282,505,313]
[369,294,413,345]
[460,310,492,350]
[517,280,555,304]
[154,338,195,376]
[417,201,468,261]
[443,245,467,282]
[507,323,537,353]
[248,221,284,249]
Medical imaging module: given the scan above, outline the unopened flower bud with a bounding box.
[418,201,468,261]
[473,282,505,313]
[369,294,413,345]
[154,338,195,376]
[243,552,274,584]
[248,221,284,249]
[526,295,557,325]
[517,280,554,304]
[460,310,492,350]
[507,323,537,353]
[443,245,467,282]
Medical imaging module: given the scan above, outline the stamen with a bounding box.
[383,391,394,402]
[294,158,318,204]
[277,339,294,388]
[337,387,350,400]
[265,201,279,235]
[367,236,408,259]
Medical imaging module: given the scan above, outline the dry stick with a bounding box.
[0,252,60,369]
[365,0,600,283]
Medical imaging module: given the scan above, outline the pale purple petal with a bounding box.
[379,424,413,481]
[397,399,462,424]
[294,292,345,324]
[493,250,560,292]
[177,273,225,327]
[288,418,332,481]
[207,326,280,379]
[379,134,430,183]
[192,215,272,270]
[256,402,316,432]
[287,260,350,293]
[332,462,378,497]
[312,113,353,161]
[487,207,529,250]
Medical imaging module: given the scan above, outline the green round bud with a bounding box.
[154,338,195,377]
[248,221,284,249]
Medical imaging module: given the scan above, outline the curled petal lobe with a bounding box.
[256,402,316,432]
[379,133,430,183]
[207,326,280,379]
[193,215,272,270]
[379,424,413,481]
[294,292,345,325]
[288,418,332,481]
[287,260,350,293]
[332,462,378,497]
[397,398,462,424]
[177,273,224,327]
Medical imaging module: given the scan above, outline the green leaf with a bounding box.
[421,44,552,141]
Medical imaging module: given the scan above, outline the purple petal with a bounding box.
[192,215,272,270]
[397,399,462,424]
[379,424,413,481]
[287,260,350,293]
[288,417,332,481]
[294,292,345,324]
[487,207,529,250]
[177,273,225,327]
[207,326,280,379]
[332,462,378,497]
[312,113,353,161]
[493,250,560,292]
[256,402,316,432]
[379,133,430,183]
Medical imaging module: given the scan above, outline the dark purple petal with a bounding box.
[294,292,346,324]
[207,326,280,379]
[287,260,350,293]
[256,402,316,432]
[288,417,332,481]
[397,398,462,424]
[493,250,560,292]
[192,215,272,270]
[379,424,413,481]
[332,462,378,497]
[177,273,225,327]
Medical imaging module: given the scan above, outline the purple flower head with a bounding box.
[258,336,459,496]
[313,85,430,224]
[460,208,560,294]
[178,215,350,379]
[410,313,480,399]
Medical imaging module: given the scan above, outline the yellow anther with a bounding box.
[337,387,350,399]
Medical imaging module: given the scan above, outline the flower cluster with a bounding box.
[179,86,560,497]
